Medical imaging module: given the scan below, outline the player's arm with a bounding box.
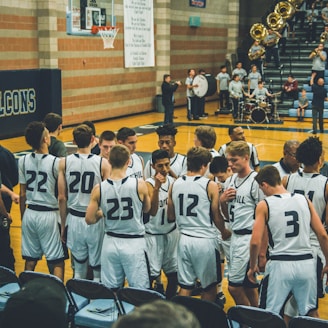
[138,178,151,213]
[167,183,176,222]
[0,188,10,221]
[101,157,111,180]
[248,200,268,283]
[19,184,26,219]
[147,175,163,216]
[86,184,103,225]
[209,181,231,240]
[57,158,68,240]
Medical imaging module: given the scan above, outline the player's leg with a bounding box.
[87,220,104,282]
[163,230,179,299]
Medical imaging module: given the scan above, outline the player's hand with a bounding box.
[220,187,236,203]
[247,267,259,284]
[221,228,231,241]
[154,172,166,188]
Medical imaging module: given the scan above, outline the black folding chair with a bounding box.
[116,287,165,314]
[289,316,328,328]
[0,266,20,311]
[19,271,80,325]
[227,305,286,328]
[66,278,126,328]
[172,295,229,328]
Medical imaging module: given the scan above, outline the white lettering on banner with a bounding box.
[0,89,36,117]
[124,0,154,68]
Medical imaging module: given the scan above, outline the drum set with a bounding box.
[236,93,281,124]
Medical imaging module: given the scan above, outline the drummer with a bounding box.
[248,80,274,116]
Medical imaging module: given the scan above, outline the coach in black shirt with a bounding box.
[310,76,328,134]
[161,74,181,124]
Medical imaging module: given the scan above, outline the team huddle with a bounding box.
[17,120,328,322]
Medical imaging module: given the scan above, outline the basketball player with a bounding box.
[117,127,144,178]
[209,156,233,304]
[248,165,328,317]
[282,137,328,322]
[220,140,262,306]
[86,145,151,289]
[218,126,260,172]
[144,149,178,299]
[99,130,116,162]
[19,121,64,280]
[193,125,219,158]
[144,125,187,180]
[168,147,230,302]
[58,124,111,281]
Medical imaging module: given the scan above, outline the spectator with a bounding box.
[281,75,299,103]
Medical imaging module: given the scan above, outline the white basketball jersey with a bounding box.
[145,176,175,234]
[265,193,312,257]
[18,153,59,207]
[172,175,217,238]
[286,170,328,245]
[126,153,144,178]
[143,153,187,179]
[65,153,103,212]
[218,142,260,170]
[225,171,260,231]
[100,177,144,236]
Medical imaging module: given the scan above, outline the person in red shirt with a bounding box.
[280,75,299,103]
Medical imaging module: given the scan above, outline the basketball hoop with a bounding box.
[91,26,119,49]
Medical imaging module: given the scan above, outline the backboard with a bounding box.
[66,0,115,36]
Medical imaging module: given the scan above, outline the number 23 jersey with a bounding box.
[100,176,144,236]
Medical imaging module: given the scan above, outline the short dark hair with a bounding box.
[296,137,322,166]
[109,145,130,168]
[209,156,229,174]
[255,165,281,187]
[220,65,226,69]
[43,113,62,133]
[156,124,178,137]
[25,121,46,150]
[228,126,239,135]
[163,74,170,81]
[186,147,212,172]
[73,124,93,148]
[99,130,116,144]
[152,149,170,164]
[82,121,96,136]
[117,127,136,142]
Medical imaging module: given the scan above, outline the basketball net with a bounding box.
[98,27,119,49]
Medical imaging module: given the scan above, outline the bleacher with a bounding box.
[288,80,328,118]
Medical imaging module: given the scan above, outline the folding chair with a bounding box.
[116,287,165,314]
[171,295,230,328]
[289,316,328,328]
[227,305,286,328]
[0,266,20,311]
[66,278,129,328]
[19,271,85,325]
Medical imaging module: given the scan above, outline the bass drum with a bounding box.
[192,74,217,97]
[250,107,267,123]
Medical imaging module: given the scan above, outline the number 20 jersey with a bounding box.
[171,175,217,238]
[65,153,103,212]
[100,177,144,236]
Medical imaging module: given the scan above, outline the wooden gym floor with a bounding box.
[1,100,328,317]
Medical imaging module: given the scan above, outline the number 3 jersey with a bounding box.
[265,193,312,257]
[66,153,103,212]
[100,176,144,236]
[171,175,217,238]
[18,153,59,207]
